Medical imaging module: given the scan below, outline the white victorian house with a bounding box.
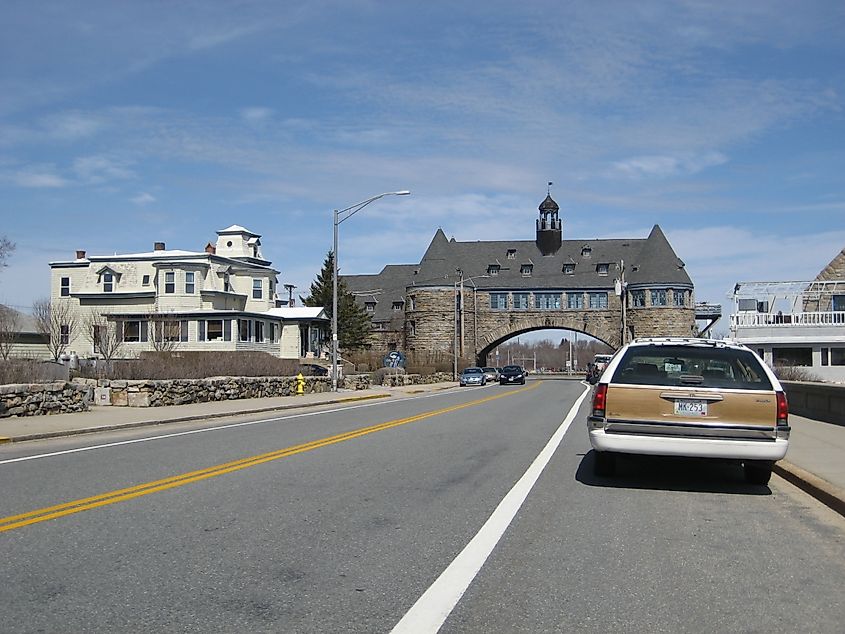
[49,225,327,360]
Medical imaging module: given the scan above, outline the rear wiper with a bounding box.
[679,374,704,385]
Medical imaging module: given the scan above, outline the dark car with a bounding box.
[499,365,526,385]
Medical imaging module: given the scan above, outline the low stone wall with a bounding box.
[0,371,458,418]
[0,382,91,418]
[782,381,845,427]
[379,372,454,387]
[77,374,372,408]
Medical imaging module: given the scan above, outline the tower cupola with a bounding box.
[536,193,562,255]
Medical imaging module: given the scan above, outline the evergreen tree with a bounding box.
[303,251,372,350]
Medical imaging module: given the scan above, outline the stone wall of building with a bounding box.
[626,306,697,339]
[401,287,696,362]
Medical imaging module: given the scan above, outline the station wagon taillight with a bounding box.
[592,384,607,418]
[776,391,789,426]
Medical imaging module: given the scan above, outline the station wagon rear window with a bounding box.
[611,345,773,390]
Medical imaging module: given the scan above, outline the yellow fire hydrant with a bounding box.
[296,372,305,396]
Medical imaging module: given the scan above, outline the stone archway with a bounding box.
[475,314,619,366]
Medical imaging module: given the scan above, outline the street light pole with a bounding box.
[332,191,410,392]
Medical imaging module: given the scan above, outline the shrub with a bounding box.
[773,365,821,383]
[0,359,69,385]
[74,351,301,380]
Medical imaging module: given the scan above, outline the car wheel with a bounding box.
[743,461,773,485]
[593,451,616,477]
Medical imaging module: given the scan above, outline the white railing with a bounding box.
[731,311,845,328]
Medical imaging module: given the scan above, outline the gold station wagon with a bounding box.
[587,338,790,485]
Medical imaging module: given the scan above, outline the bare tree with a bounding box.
[0,235,14,271]
[82,311,123,361]
[0,304,21,360]
[32,298,78,362]
[148,314,184,352]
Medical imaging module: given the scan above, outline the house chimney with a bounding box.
[75,250,86,259]
[154,242,166,251]
[205,242,216,254]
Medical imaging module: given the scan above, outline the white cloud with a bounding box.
[42,112,104,140]
[73,155,134,184]
[240,107,274,123]
[130,192,156,205]
[612,152,729,179]
[8,167,68,188]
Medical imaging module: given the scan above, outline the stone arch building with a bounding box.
[344,195,697,364]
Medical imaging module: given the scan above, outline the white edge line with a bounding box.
[390,383,592,634]
[0,388,481,466]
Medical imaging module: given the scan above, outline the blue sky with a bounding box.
[1,1,844,334]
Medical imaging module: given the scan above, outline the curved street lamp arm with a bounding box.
[336,190,411,225]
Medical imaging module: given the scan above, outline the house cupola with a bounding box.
[536,193,562,255]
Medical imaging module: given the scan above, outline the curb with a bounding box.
[0,392,391,444]
[774,460,845,519]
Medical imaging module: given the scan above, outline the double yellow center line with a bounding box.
[0,383,539,533]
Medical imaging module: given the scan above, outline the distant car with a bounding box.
[481,366,499,382]
[586,353,613,384]
[499,365,525,385]
[460,367,486,386]
[587,338,790,484]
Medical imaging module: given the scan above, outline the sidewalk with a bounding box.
[0,383,456,443]
[0,383,842,516]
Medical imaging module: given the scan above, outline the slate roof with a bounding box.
[344,206,692,320]
[344,264,418,323]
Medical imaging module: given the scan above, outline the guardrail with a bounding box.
[781,381,845,427]
[731,311,845,327]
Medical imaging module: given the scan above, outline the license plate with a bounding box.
[674,399,707,416]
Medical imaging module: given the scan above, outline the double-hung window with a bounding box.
[60,277,70,297]
[535,293,561,310]
[253,278,262,299]
[567,292,584,309]
[185,271,195,294]
[103,272,114,293]
[200,319,231,342]
[490,293,508,309]
[164,272,175,294]
[631,290,645,307]
[588,292,608,309]
[122,320,148,343]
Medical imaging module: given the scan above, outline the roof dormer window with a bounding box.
[597,263,609,276]
[487,264,500,276]
[581,245,592,258]
[365,302,376,312]
[521,264,533,277]
[392,301,404,311]
[563,263,575,275]
[96,267,121,293]
[507,249,517,260]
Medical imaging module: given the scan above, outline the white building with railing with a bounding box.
[729,265,845,382]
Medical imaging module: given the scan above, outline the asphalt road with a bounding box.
[1,379,843,633]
